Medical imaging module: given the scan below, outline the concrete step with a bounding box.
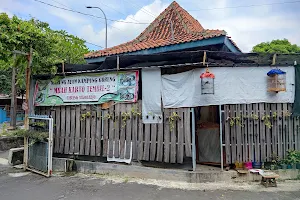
[53,157,237,183]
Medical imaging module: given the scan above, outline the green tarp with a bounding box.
[293,65,300,116]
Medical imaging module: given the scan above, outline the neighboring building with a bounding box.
[0,94,24,123]
[84,1,240,64]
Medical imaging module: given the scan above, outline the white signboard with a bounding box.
[34,71,139,106]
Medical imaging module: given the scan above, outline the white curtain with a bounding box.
[161,66,295,108]
[142,68,163,123]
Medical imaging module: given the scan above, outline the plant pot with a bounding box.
[287,164,293,169]
[296,163,300,169]
[234,162,243,169]
[281,164,287,169]
[292,164,297,169]
[270,165,278,170]
[252,162,261,169]
[264,162,272,170]
[244,162,253,169]
[277,164,282,169]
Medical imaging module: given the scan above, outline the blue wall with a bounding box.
[0,108,24,123]
[0,108,7,123]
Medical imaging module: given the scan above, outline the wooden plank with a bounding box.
[90,108,96,156]
[150,123,157,161]
[265,103,271,161]
[107,105,114,158]
[288,104,293,150]
[170,109,177,163]
[184,108,192,157]
[79,105,86,155]
[241,104,247,162]
[164,109,170,162]
[156,117,164,162]
[253,104,260,162]
[114,104,120,158]
[64,106,70,154]
[277,103,283,159]
[125,104,132,159]
[296,116,300,150]
[282,103,288,158]
[131,103,139,160]
[271,104,277,158]
[143,123,151,161]
[248,104,254,162]
[259,103,266,162]
[177,108,184,164]
[74,106,81,155]
[54,107,60,153]
[50,107,56,152]
[138,101,144,160]
[224,105,231,164]
[69,106,76,154]
[119,104,126,159]
[103,108,109,157]
[294,113,299,150]
[96,105,102,156]
[229,105,236,164]
[84,105,91,156]
[236,104,242,163]
[293,114,298,151]
[59,106,66,154]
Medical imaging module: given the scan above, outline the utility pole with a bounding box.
[10,53,17,129]
[23,46,32,170]
[24,46,33,130]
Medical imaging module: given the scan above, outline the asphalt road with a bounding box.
[0,163,300,200]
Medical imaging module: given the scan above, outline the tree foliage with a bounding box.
[0,13,89,94]
[252,39,300,54]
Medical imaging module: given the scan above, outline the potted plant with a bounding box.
[270,153,280,170]
[264,161,272,170]
[280,160,287,170]
[296,151,300,169]
[286,150,298,169]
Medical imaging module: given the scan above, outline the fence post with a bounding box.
[191,108,196,171]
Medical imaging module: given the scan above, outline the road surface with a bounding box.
[0,160,299,200]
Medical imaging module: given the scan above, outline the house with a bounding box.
[84,1,241,65]
[28,1,300,173]
[0,94,24,123]
[31,50,300,172]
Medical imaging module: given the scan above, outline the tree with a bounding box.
[0,13,89,94]
[252,39,300,54]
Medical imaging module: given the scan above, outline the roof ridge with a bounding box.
[84,1,239,59]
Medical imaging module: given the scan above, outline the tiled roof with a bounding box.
[85,1,237,59]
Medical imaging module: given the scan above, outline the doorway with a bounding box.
[195,106,222,166]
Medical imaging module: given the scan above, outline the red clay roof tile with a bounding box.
[84,1,239,59]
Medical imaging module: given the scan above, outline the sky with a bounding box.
[1,0,300,52]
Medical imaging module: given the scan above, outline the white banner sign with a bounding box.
[34,71,139,106]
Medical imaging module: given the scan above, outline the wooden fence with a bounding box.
[224,103,300,164]
[36,101,192,164]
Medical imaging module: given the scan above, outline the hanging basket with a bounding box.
[267,69,286,92]
[200,69,215,95]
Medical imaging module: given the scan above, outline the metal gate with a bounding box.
[25,115,53,177]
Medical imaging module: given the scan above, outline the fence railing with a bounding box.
[36,101,192,164]
[224,103,300,164]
